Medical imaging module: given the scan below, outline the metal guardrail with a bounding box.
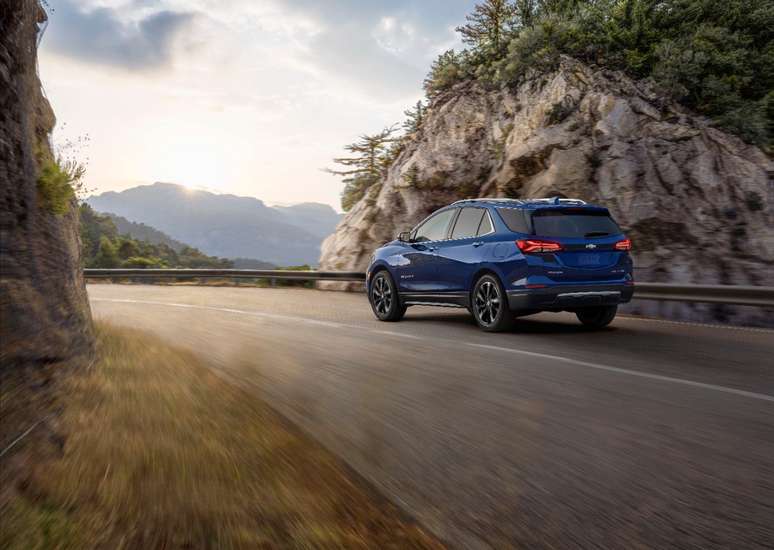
[83,270,774,307]
[84,268,366,282]
[633,283,774,307]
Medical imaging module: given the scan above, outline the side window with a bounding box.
[496,208,530,234]
[477,211,494,236]
[451,207,485,239]
[413,209,456,242]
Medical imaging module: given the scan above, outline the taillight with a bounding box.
[614,238,632,251]
[517,239,563,253]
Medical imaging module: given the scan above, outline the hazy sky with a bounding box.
[39,0,475,210]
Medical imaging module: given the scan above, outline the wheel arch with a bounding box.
[468,266,506,294]
[367,262,393,293]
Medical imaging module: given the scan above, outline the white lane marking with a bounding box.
[91,298,345,329]
[370,330,424,340]
[468,343,774,403]
[92,297,774,403]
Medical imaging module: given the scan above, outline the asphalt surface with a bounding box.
[88,284,774,549]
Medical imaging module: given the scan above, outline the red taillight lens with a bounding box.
[614,238,632,251]
[517,239,563,253]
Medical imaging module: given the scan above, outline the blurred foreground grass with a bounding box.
[1,323,441,549]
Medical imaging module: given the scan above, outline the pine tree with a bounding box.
[423,50,463,97]
[403,101,426,133]
[326,126,398,211]
[456,0,519,53]
[514,0,538,27]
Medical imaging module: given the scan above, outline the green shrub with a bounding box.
[122,256,165,268]
[424,50,469,97]
[94,236,119,268]
[37,156,83,215]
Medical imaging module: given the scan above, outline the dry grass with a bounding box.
[1,323,441,549]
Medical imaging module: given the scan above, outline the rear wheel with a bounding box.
[576,305,617,328]
[369,271,406,322]
[472,274,513,332]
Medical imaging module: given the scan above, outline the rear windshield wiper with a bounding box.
[584,231,610,237]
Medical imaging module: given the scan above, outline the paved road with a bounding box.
[88,284,774,549]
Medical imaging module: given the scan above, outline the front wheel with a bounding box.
[472,274,513,332]
[369,271,406,322]
[576,305,617,329]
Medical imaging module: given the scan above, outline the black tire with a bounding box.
[369,271,406,322]
[576,305,617,328]
[471,274,513,332]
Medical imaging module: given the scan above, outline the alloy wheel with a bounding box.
[475,280,501,326]
[372,275,393,315]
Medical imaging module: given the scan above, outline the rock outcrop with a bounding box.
[0,1,93,366]
[320,57,773,325]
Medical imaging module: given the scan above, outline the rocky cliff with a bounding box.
[320,57,773,325]
[0,0,93,366]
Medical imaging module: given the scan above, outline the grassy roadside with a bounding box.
[1,323,441,549]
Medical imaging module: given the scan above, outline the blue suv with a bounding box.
[366,198,634,331]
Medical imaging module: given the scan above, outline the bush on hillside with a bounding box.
[425,0,774,148]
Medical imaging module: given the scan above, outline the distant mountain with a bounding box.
[231,257,277,269]
[273,203,343,240]
[105,213,188,252]
[86,183,342,265]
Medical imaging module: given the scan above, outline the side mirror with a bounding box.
[398,231,412,243]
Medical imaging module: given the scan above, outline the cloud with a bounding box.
[43,0,198,70]
[268,0,473,100]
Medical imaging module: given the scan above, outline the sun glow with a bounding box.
[139,129,234,193]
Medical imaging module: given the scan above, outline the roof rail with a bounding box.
[554,197,586,205]
[451,198,524,205]
[450,197,587,206]
[521,197,587,205]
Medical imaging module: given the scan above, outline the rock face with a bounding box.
[0,1,93,366]
[320,57,773,325]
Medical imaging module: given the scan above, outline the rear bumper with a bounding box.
[507,284,634,311]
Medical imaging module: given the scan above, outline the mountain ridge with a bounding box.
[105,212,188,252]
[87,182,341,265]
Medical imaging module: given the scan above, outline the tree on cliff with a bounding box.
[327,126,397,211]
[403,101,426,133]
[424,50,467,97]
[421,0,773,147]
[456,0,520,54]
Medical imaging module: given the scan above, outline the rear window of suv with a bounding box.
[531,209,621,238]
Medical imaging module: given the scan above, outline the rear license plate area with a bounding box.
[578,253,601,266]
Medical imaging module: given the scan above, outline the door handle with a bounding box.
[429,246,438,252]
[472,241,484,247]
